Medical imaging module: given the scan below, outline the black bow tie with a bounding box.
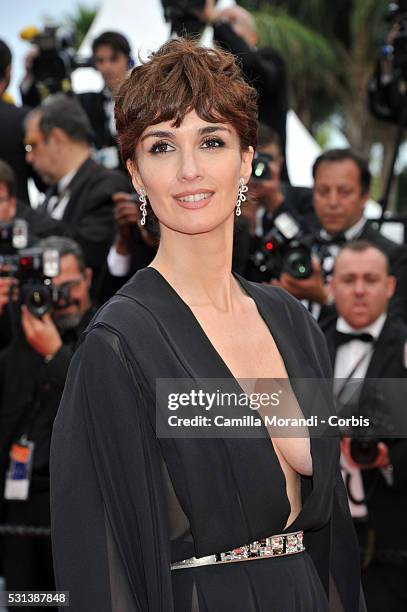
[317,232,347,247]
[335,330,375,347]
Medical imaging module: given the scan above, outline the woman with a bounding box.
[50,39,364,611]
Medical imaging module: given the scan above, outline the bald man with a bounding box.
[324,240,407,612]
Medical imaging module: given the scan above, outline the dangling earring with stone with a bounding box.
[235,178,248,216]
[139,188,147,226]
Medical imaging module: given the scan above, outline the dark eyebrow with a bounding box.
[140,125,231,142]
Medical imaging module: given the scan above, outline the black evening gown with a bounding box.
[50,268,365,611]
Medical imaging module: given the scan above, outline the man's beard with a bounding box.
[54,311,83,331]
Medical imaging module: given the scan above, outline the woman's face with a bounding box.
[128,110,253,235]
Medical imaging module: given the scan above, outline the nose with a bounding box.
[353,279,366,295]
[326,190,339,208]
[176,149,203,182]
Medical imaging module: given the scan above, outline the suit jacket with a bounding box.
[325,315,407,553]
[78,91,116,151]
[0,101,31,204]
[37,158,131,281]
[0,307,95,524]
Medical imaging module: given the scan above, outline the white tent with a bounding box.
[72,0,321,186]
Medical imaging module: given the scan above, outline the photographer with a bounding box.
[198,1,289,179]
[79,31,133,171]
[0,236,94,606]
[24,94,131,292]
[275,148,407,322]
[325,241,407,611]
[244,124,316,281]
[103,191,158,299]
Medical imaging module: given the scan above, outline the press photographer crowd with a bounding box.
[1,0,407,610]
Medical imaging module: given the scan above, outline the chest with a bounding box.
[189,305,288,381]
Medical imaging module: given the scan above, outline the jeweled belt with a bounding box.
[170,530,304,570]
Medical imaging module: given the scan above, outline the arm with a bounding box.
[51,326,174,611]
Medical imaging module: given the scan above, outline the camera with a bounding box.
[161,0,217,36]
[369,2,407,122]
[252,152,273,181]
[349,439,380,466]
[20,25,92,99]
[251,211,313,281]
[0,219,28,254]
[0,248,60,317]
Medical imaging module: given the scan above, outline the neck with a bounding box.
[57,146,90,181]
[150,215,243,311]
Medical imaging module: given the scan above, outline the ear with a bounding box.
[84,267,93,288]
[49,127,68,146]
[9,196,16,218]
[387,274,397,299]
[126,159,144,195]
[240,146,254,184]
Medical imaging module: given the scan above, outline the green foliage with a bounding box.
[65,4,99,50]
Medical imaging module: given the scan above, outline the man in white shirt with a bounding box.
[325,240,407,612]
[274,148,407,322]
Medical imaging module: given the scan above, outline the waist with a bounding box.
[171,530,304,570]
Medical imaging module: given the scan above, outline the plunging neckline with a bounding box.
[143,266,318,528]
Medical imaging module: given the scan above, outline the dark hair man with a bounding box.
[324,241,407,612]
[199,1,289,180]
[275,148,407,323]
[24,93,131,288]
[80,31,133,170]
[0,236,94,603]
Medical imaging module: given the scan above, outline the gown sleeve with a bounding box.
[50,324,174,612]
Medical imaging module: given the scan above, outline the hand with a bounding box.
[21,306,62,358]
[0,276,18,315]
[113,192,157,252]
[195,0,219,24]
[113,192,141,254]
[341,437,390,470]
[272,258,329,304]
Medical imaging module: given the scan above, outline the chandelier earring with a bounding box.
[235,178,248,216]
[139,188,147,226]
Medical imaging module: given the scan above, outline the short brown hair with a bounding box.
[115,37,258,165]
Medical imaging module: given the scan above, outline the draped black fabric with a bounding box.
[50,268,365,611]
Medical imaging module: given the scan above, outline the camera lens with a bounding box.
[283,248,312,279]
[22,284,53,317]
[350,439,379,465]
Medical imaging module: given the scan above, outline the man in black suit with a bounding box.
[0,237,95,608]
[324,240,407,611]
[23,93,130,290]
[244,124,318,281]
[79,31,132,171]
[199,2,288,178]
[0,39,31,204]
[275,148,407,322]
